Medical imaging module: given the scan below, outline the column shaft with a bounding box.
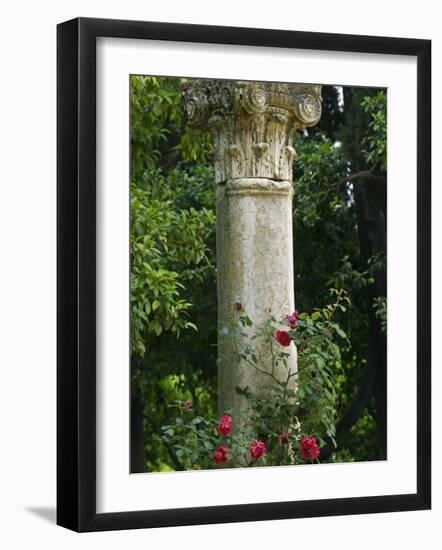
[217,178,296,414]
[182,79,322,417]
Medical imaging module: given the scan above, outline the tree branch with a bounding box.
[332,170,386,190]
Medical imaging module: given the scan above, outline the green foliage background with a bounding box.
[130,76,387,472]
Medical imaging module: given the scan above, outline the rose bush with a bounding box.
[161,288,349,469]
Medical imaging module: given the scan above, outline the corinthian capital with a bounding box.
[182,79,322,183]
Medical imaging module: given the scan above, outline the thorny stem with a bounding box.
[269,337,277,380]
[242,353,280,384]
[325,288,345,329]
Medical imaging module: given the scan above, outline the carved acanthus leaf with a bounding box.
[182,79,322,182]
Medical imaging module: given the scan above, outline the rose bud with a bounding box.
[217,415,233,436]
[285,310,299,329]
[278,432,289,444]
[183,400,193,409]
[234,302,243,312]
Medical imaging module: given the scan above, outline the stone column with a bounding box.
[182,80,322,416]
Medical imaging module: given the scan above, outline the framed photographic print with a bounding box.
[57,17,431,532]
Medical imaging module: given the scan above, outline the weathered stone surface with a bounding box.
[216,178,297,415]
[182,79,322,416]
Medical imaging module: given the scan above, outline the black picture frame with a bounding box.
[57,17,431,532]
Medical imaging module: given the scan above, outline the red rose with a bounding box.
[213,445,230,465]
[217,415,233,436]
[299,436,320,460]
[278,432,289,444]
[285,310,299,329]
[250,439,266,459]
[234,302,243,312]
[275,330,292,347]
[183,400,193,409]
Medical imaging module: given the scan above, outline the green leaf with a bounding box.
[150,320,163,336]
[334,326,347,339]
